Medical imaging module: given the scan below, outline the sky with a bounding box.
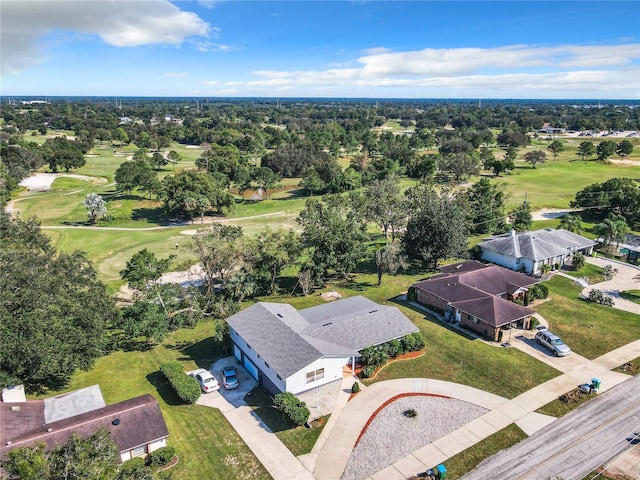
[1,0,639,99]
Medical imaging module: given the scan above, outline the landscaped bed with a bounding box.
[342,395,489,480]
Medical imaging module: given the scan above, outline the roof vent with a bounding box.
[368,310,378,314]
[11,406,20,412]
[47,428,52,432]
[112,419,120,426]
[276,313,283,318]
[322,322,333,327]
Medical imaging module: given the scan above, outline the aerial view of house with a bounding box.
[226,296,418,395]
[479,229,596,275]
[412,260,540,341]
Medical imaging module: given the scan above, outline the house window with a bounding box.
[305,368,325,384]
[471,316,480,324]
[131,445,148,458]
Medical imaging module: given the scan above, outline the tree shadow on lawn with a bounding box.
[145,370,186,407]
[131,206,169,224]
[164,337,228,369]
[243,386,294,434]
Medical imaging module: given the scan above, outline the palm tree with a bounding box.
[594,213,629,252]
[559,214,583,234]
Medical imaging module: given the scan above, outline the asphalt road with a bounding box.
[462,374,640,480]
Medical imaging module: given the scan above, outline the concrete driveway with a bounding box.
[582,257,640,315]
[195,356,256,411]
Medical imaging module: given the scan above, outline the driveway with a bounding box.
[582,257,640,315]
[195,357,256,411]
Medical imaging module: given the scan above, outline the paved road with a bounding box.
[461,374,640,480]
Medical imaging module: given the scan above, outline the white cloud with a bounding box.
[164,72,188,78]
[244,44,640,97]
[1,0,211,75]
[198,0,221,8]
[361,47,392,55]
[192,41,240,53]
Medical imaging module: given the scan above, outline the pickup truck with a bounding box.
[188,369,220,393]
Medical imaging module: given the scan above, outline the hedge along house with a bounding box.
[411,260,539,341]
[226,296,418,395]
[0,385,169,463]
[479,228,596,275]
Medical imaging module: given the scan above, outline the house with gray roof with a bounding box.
[226,296,418,395]
[479,228,596,275]
[412,260,539,341]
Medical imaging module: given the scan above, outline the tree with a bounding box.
[524,150,546,168]
[403,185,469,269]
[251,228,301,294]
[366,176,406,239]
[547,140,564,161]
[252,166,280,200]
[375,241,409,286]
[150,151,168,169]
[114,127,130,147]
[577,141,596,161]
[467,178,507,234]
[120,248,174,306]
[596,140,617,161]
[0,145,44,195]
[559,214,583,234]
[42,136,85,173]
[190,224,245,295]
[571,177,640,228]
[503,146,518,171]
[594,213,629,251]
[160,171,234,217]
[83,193,107,224]
[114,160,157,198]
[2,428,122,480]
[0,212,116,391]
[120,300,169,345]
[616,139,633,157]
[508,200,532,231]
[300,167,326,196]
[496,131,530,147]
[572,251,586,270]
[297,193,369,280]
[437,153,480,183]
[167,150,181,170]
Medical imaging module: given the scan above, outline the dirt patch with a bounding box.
[531,208,582,221]
[19,173,107,191]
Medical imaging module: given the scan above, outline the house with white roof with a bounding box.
[479,228,596,275]
[225,296,418,395]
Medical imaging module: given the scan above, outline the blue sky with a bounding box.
[2,0,639,98]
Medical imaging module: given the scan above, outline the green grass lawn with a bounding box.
[244,387,328,456]
[43,321,270,480]
[535,276,640,359]
[442,424,528,479]
[620,290,640,305]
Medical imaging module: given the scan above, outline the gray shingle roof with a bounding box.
[226,296,418,379]
[450,296,535,327]
[480,229,596,261]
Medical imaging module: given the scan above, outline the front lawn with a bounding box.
[363,302,560,399]
[244,387,328,456]
[443,424,528,479]
[535,276,640,359]
[46,321,270,480]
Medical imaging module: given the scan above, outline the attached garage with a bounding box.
[233,344,241,362]
[243,357,259,381]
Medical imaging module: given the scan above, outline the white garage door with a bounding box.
[233,344,241,362]
[243,357,259,381]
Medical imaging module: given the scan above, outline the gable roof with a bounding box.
[480,229,596,261]
[451,296,535,327]
[226,296,418,379]
[1,394,168,458]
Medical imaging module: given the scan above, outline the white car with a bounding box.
[188,369,220,393]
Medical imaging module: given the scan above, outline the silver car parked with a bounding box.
[535,330,571,356]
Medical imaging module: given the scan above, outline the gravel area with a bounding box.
[342,395,488,480]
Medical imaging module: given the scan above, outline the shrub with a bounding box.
[119,458,151,479]
[401,334,416,353]
[573,252,585,270]
[602,264,618,281]
[362,365,376,378]
[530,317,540,330]
[383,339,401,357]
[359,346,388,367]
[407,286,417,302]
[407,332,425,351]
[351,382,360,394]
[530,283,549,300]
[160,361,201,404]
[541,264,552,275]
[150,446,176,467]
[273,392,310,426]
[588,289,615,306]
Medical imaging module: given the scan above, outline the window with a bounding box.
[131,445,148,458]
[305,368,325,384]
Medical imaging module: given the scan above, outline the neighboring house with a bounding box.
[411,260,539,341]
[0,385,169,463]
[226,296,418,395]
[600,233,640,264]
[479,229,596,275]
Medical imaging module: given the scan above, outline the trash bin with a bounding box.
[591,378,601,392]
[579,383,592,394]
[436,464,447,479]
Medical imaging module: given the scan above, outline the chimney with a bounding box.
[509,229,517,237]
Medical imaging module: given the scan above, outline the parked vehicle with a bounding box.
[188,369,220,393]
[222,366,239,390]
[535,331,571,356]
